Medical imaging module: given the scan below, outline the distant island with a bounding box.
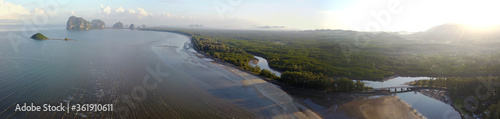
[113,22,124,28]
[30,33,75,41]
[66,16,142,30]
[129,24,135,29]
[91,19,105,29]
[66,16,105,30]
[30,33,48,40]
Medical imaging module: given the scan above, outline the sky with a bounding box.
[1,0,500,31]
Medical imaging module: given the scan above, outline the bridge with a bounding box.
[372,86,446,93]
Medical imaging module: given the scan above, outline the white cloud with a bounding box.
[93,4,155,24]
[115,7,125,13]
[98,4,111,14]
[0,0,30,20]
[90,4,253,28]
[96,4,152,18]
[162,12,172,17]
[0,0,58,23]
[32,8,45,14]
[128,9,135,14]
[137,7,150,16]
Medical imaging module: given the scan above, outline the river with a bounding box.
[249,56,282,76]
[248,55,461,119]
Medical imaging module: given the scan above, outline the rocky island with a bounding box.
[129,24,135,29]
[112,22,124,28]
[30,33,49,40]
[66,16,91,30]
[66,16,106,30]
[90,19,105,29]
[30,33,75,41]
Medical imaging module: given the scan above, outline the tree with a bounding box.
[336,78,354,92]
[213,52,221,59]
[260,69,278,79]
[355,80,365,91]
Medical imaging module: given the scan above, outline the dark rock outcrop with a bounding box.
[90,19,105,29]
[66,16,92,30]
[113,22,124,28]
[129,24,135,29]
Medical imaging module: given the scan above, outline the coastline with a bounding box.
[215,61,322,119]
[141,29,456,119]
[146,29,322,119]
[183,32,426,119]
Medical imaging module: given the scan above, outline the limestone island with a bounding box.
[66,16,105,30]
[30,33,49,40]
[66,16,142,30]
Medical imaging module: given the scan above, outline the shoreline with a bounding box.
[141,29,421,95]
[214,61,322,119]
[148,29,322,119]
[179,31,426,119]
[405,81,466,118]
[141,29,461,119]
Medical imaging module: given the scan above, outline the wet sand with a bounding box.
[221,64,321,119]
[190,43,321,118]
[249,58,259,66]
[338,96,425,119]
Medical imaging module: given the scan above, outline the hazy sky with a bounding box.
[1,0,500,31]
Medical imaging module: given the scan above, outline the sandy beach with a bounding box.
[219,62,322,119]
[191,48,322,119]
[338,96,425,119]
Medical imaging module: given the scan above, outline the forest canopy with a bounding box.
[142,27,500,92]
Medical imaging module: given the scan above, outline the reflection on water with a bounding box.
[362,77,460,118]
[362,77,431,89]
[397,91,461,119]
[0,29,317,118]
[294,77,461,119]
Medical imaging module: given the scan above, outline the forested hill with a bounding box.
[143,28,500,81]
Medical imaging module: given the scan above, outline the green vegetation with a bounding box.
[144,28,369,92]
[143,27,500,93]
[159,28,500,80]
[279,71,367,91]
[489,101,500,119]
[30,33,49,40]
[412,77,500,118]
[192,35,256,70]
[260,69,278,80]
[65,38,69,41]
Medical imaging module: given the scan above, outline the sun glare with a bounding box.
[448,0,500,28]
